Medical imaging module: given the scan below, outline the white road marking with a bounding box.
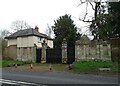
[0,79,39,85]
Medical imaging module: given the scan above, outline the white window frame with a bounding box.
[38,37,42,43]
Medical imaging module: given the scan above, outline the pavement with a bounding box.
[1,68,119,85]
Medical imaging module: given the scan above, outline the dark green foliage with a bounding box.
[108,2,120,38]
[52,14,81,48]
[90,2,120,40]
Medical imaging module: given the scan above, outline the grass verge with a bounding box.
[72,61,120,74]
[1,60,25,67]
[1,60,120,75]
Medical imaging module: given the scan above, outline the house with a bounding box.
[5,26,53,62]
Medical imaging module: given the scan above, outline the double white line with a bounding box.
[0,79,40,86]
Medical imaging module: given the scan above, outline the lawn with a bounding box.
[1,60,25,67]
[72,61,120,74]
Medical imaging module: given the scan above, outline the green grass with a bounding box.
[73,61,119,74]
[1,60,25,67]
[1,59,120,75]
[0,60,2,67]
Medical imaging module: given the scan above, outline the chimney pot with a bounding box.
[35,26,39,32]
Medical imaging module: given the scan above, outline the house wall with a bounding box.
[7,35,53,62]
[47,40,53,48]
[17,36,34,47]
[32,36,53,48]
[17,47,36,62]
[15,36,44,47]
[32,36,43,48]
[8,39,17,46]
[8,36,53,48]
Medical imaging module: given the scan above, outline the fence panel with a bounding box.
[46,48,62,63]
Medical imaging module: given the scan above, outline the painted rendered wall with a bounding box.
[8,39,17,46]
[47,40,53,48]
[32,36,43,48]
[17,36,34,47]
[8,36,53,48]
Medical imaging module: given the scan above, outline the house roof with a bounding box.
[5,28,53,40]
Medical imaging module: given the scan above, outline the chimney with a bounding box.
[35,26,39,32]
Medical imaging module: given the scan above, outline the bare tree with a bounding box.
[45,24,53,38]
[0,29,11,58]
[10,20,31,32]
[79,0,107,22]
[78,0,108,39]
[0,29,11,38]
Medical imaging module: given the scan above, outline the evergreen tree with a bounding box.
[52,14,81,48]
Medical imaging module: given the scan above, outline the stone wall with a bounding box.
[41,42,47,63]
[62,42,67,63]
[75,41,111,61]
[110,38,120,63]
[17,40,49,63]
[17,47,36,62]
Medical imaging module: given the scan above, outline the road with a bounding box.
[2,69,119,85]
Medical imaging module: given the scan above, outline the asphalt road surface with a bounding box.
[1,69,119,85]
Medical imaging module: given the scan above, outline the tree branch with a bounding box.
[79,17,93,22]
[88,1,95,10]
[77,0,86,7]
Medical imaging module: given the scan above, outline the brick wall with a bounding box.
[4,45,17,60]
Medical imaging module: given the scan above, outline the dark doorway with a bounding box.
[36,48,42,63]
[67,46,75,64]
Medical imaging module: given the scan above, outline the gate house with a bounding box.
[5,27,53,62]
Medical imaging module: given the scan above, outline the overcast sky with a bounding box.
[0,0,95,38]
